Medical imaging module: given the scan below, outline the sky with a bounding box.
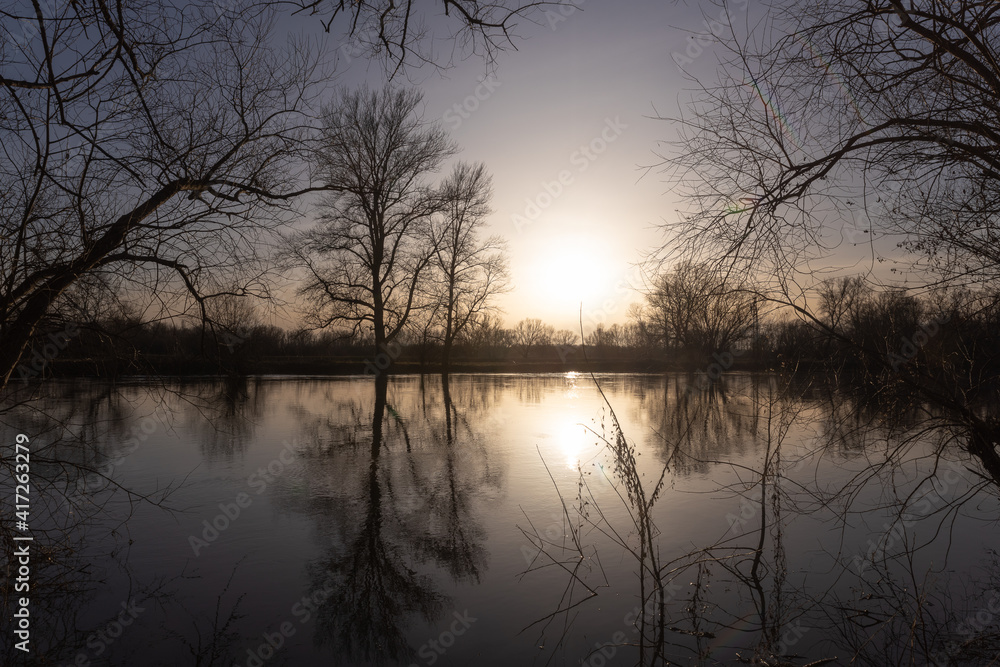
[315,0,735,332]
[294,0,903,334]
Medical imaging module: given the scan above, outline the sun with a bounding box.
[528,239,615,310]
[505,229,630,328]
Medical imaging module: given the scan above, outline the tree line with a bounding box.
[17,257,1000,379]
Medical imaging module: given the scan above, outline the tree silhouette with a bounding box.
[0,0,565,392]
[293,0,565,73]
[289,87,456,363]
[513,317,553,359]
[426,162,511,372]
[641,261,759,358]
[662,0,1000,483]
[0,2,329,391]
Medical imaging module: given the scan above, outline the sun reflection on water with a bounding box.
[554,418,590,469]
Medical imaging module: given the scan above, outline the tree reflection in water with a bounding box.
[0,381,227,665]
[287,374,500,665]
[8,373,999,665]
[523,372,1000,666]
[3,375,503,665]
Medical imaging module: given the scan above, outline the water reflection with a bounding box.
[639,374,762,474]
[0,381,190,664]
[185,376,267,459]
[3,373,999,665]
[523,373,1000,666]
[306,375,442,664]
[266,374,500,665]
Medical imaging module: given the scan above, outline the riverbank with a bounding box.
[34,353,793,378]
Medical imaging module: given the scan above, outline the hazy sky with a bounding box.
[318,0,739,332]
[309,0,900,334]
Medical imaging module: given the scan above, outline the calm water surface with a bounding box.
[4,373,998,665]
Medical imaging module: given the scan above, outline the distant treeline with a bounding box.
[15,273,1000,381]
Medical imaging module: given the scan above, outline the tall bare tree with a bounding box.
[426,162,510,371]
[0,0,567,394]
[290,87,456,361]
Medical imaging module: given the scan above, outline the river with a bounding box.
[2,373,998,665]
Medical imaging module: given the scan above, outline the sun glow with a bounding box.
[555,419,590,469]
[522,238,616,317]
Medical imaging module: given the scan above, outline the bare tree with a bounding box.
[289,87,456,362]
[661,0,1000,480]
[458,312,511,358]
[426,162,510,371]
[552,329,579,347]
[0,1,333,392]
[626,302,660,354]
[586,323,625,350]
[817,277,869,332]
[664,1,1000,286]
[642,261,759,358]
[513,317,553,359]
[0,0,569,394]
[290,0,566,73]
